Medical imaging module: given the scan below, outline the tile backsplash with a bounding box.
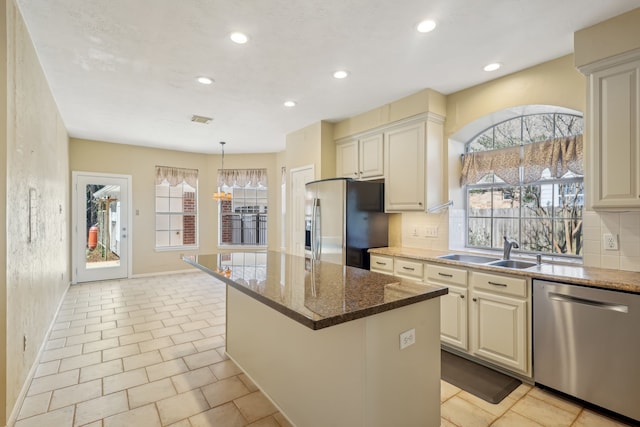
[398,209,640,273]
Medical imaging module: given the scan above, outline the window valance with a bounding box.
[460,135,583,186]
[218,168,268,188]
[155,165,198,188]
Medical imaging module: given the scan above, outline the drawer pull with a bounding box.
[488,281,507,287]
[402,266,415,271]
[375,261,387,266]
[438,272,453,277]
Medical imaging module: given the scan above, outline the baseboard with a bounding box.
[7,282,72,426]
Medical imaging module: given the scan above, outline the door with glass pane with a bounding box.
[73,172,131,283]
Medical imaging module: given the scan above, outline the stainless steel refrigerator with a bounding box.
[305,178,388,269]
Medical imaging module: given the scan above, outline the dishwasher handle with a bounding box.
[548,292,629,313]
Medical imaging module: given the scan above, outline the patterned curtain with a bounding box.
[155,165,198,187]
[218,168,268,188]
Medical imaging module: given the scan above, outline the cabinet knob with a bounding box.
[460,295,465,299]
[472,298,477,302]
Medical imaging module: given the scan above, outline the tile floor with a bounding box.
[12,271,635,427]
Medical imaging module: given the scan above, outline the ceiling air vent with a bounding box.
[191,115,213,124]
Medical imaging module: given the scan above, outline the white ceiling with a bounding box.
[15,0,640,154]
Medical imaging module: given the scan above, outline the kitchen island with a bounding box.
[184,251,447,427]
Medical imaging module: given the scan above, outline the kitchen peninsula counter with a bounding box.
[183,251,446,427]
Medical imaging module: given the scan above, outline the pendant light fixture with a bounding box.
[213,141,232,201]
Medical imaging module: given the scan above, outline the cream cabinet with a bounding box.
[582,53,640,210]
[336,133,384,180]
[393,257,424,282]
[469,271,530,375]
[384,115,444,212]
[370,254,393,275]
[425,264,468,351]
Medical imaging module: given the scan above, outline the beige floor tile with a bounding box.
[189,402,246,427]
[201,325,225,337]
[162,315,191,327]
[234,391,278,423]
[272,412,294,427]
[28,369,79,396]
[14,405,74,427]
[52,321,71,331]
[192,336,225,352]
[180,320,210,332]
[188,311,215,322]
[156,389,210,426]
[115,316,146,327]
[156,304,180,314]
[201,376,251,408]
[511,395,578,427]
[45,338,66,350]
[441,380,460,402]
[238,374,259,393]
[171,367,217,394]
[74,391,129,426]
[86,308,117,318]
[527,387,582,415]
[65,331,101,346]
[138,336,175,353]
[127,378,176,409]
[146,358,189,382]
[441,395,497,427]
[119,331,153,346]
[144,311,173,322]
[491,410,544,427]
[122,350,163,371]
[49,326,86,340]
[457,390,517,417]
[151,325,184,339]
[160,343,197,361]
[34,360,60,378]
[70,317,101,328]
[85,320,117,333]
[440,417,458,427]
[209,359,242,380]
[40,344,83,363]
[132,320,164,333]
[50,379,102,410]
[171,330,205,345]
[103,368,149,394]
[246,416,281,427]
[171,308,197,317]
[103,403,161,427]
[80,359,123,383]
[59,351,102,372]
[102,325,135,339]
[17,392,51,420]
[82,337,119,354]
[80,421,102,427]
[573,409,634,427]
[103,343,140,361]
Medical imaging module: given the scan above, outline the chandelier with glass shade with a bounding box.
[213,141,232,201]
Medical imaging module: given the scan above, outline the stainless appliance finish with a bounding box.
[305,178,388,269]
[533,280,640,422]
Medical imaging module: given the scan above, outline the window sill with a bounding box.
[155,245,199,252]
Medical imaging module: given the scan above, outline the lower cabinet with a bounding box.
[425,264,468,351]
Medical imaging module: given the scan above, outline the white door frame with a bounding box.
[289,165,314,256]
[72,171,133,283]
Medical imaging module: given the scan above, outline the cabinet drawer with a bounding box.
[426,264,467,287]
[472,272,527,298]
[394,258,424,281]
[370,255,393,273]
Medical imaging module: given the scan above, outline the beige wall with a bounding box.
[284,120,335,180]
[0,1,7,423]
[574,7,640,68]
[69,139,279,276]
[4,0,71,422]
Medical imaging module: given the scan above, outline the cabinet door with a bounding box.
[470,290,527,373]
[384,122,425,211]
[359,133,384,179]
[439,285,468,351]
[589,58,640,209]
[336,140,359,179]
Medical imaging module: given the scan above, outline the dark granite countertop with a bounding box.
[183,251,447,330]
[369,247,640,294]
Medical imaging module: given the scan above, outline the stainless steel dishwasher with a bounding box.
[533,280,640,422]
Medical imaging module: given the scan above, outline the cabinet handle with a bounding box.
[353,172,358,176]
[488,281,507,287]
[402,266,415,271]
[375,261,387,266]
[438,272,453,277]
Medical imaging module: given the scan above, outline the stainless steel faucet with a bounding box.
[503,236,519,260]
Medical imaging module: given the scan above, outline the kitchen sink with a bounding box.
[438,254,500,264]
[487,259,537,269]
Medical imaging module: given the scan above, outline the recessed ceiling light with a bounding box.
[230,32,248,44]
[197,76,213,85]
[417,19,437,33]
[333,70,349,79]
[284,101,296,107]
[484,62,502,72]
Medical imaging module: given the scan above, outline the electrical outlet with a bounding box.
[603,233,619,250]
[412,225,419,237]
[399,328,416,350]
[424,226,438,238]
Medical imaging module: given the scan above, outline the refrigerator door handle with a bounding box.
[311,198,320,259]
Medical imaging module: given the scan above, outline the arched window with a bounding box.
[461,112,584,256]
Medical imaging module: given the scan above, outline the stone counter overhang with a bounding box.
[183,251,448,330]
[370,247,640,294]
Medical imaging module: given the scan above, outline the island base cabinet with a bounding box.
[470,290,527,373]
[226,286,441,427]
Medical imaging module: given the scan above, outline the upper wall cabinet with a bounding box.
[384,115,444,212]
[336,133,384,180]
[581,53,640,210]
